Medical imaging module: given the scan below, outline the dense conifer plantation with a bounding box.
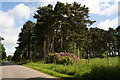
[12,2,120,61]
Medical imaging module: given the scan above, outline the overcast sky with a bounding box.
[0,0,119,56]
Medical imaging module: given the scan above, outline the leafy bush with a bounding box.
[101,53,107,58]
[45,52,79,64]
[57,56,74,64]
[45,53,59,63]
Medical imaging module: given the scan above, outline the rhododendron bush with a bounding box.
[45,52,79,64]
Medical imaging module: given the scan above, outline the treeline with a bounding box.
[12,2,120,61]
[0,36,7,61]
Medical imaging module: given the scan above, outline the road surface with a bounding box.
[1,62,62,80]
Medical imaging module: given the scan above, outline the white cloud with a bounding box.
[1,26,21,55]
[0,11,15,28]
[8,3,30,19]
[57,0,79,4]
[6,49,15,56]
[97,17,118,30]
[81,0,119,16]
[2,27,21,47]
[0,3,30,28]
[119,16,120,25]
[0,3,30,55]
[39,0,79,3]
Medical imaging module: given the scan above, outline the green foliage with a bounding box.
[45,53,74,64]
[58,56,74,65]
[116,26,120,56]
[24,63,72,78]
[13,1,120,62]
[13,1,96,62]
[101,53,107,58]
[23,57,120,80]
[0,43,6,61]
[65,42,77,54]
[84,66,120,80]
[45,53,59,63]
[7,55,13,61]
[12,21,36,61]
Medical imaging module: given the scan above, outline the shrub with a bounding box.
[101,53,107,58]
[57,56,74,64]
[45,52,79,64]
[45,53,59,63]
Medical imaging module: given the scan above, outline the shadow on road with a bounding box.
[2,78,62,80]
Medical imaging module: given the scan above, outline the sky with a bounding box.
[0,0,119,56]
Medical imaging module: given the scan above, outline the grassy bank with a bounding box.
[22,57,120,80]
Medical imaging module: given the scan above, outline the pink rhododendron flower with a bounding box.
[58,52,79,59]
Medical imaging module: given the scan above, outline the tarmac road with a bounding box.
[1,62,61,80]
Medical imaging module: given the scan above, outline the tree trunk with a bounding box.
[50,35,54,53]
[77,48,80,58]
[61,36,63,50]
[118,48,120,56]
[43,40,46,60]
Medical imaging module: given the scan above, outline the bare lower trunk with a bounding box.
[61,36,63,50]
[43,40,46,60]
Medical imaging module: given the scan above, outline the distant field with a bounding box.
[23,57,120,80]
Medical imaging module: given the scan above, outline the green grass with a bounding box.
[24,64,72,78]
[22,57,120,80]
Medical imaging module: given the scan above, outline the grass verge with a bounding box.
[19,57,120,80]
[24,64,72,77]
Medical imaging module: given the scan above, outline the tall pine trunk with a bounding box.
[43,40,46,60]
